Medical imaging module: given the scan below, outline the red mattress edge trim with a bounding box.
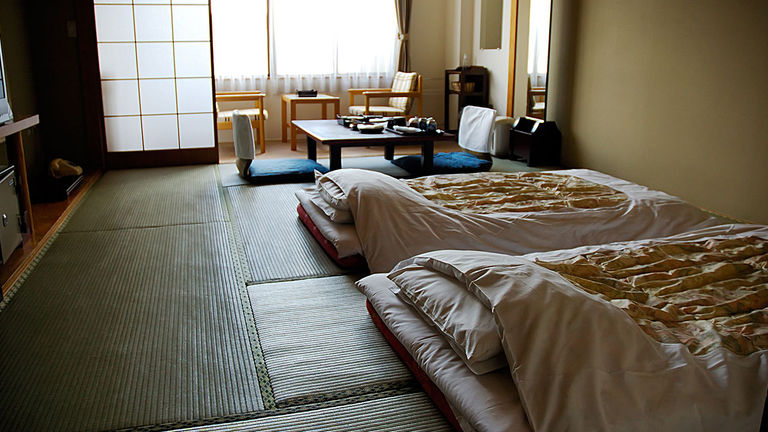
[366,300,463,432]
[296,203,367,269]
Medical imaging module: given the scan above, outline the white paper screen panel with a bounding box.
[98,43,136,79]
[95,1,214,152]
[174,42,212,77]
[142,115,180,150]
[104,117,142,152]
[179,113,215,149]
[136,43,175,79]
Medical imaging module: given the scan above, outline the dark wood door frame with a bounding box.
[74,0,107,171]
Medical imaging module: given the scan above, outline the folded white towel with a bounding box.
[458,106,497,154]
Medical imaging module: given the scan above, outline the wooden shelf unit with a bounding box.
[444,66,490,132]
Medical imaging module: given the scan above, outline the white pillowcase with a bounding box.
[388,263,507,375]
[305,188,354,224]
[314,170,350,211]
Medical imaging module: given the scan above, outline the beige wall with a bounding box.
[410,0,447,123]
[558,0,768,223]
[473,0,513,112]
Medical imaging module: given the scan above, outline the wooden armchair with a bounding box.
[348,71,423,117]
[216,92,268,153]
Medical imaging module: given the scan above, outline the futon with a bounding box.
[357,224,768,432]
[297,168,722,272]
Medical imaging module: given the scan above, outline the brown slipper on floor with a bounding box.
[49,158,83,179]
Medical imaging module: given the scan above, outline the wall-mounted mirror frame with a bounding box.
[480,0,504,50]
[525,0,552,119]
[506,0,554,121]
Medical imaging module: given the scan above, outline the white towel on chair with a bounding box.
[458,106,497,154]
[232,110,256,160]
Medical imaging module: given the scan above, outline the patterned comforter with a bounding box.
[538,236,768,356]
[404,172,628,214]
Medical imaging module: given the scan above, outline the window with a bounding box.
[527,0,551,87]
[211,0,269,76]
[212,0,397,78]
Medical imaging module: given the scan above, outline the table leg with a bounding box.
[384,144,395,160]
[322,102,328,119]
[290,102,297,151]
[307,136,317,161]
[330,145,342,171]
[421,141,434,173]
[281,98,287,143]
[333,100,340,117]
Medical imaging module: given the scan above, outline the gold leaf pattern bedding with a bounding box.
[537,237,768,356]
[403,172,627,214]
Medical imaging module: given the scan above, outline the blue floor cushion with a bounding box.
[392,152,492,175]
[243,158,328,184]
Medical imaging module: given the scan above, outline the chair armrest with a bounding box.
[215,92,266,102]
[363,91,420,99]
[216,91,266,96]
[348,88,389,95]
[363,91,422,114]
[349,88,390,105]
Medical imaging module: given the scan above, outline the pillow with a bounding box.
[306,188,354,224]
[389,264,506,375]
[242,159,328,184]
[314,170,350,211]
[391,152,492,176]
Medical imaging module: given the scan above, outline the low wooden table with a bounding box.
[281,94,341,151]
[292,119,456,172]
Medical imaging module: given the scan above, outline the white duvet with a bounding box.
[362,224,768,432]
[326,168,721,272]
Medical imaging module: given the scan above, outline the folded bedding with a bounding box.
[389,265,506,374]
[357,274,531,432]
[295,188,362,258]
[364,224,768,431]
[305,168,722,272]
[303,185,353,224]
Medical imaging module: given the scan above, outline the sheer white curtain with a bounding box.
[212,0,397,93]
[211,0,268,90]
[527,0,551,88]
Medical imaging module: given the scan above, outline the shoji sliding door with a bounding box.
[94,0,217,167]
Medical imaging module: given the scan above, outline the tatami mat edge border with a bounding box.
[218,165,276,409]
[113,386,420,432]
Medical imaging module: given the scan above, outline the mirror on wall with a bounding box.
[526,0,552,119]
[480,0,503,50]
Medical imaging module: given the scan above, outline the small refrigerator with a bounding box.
[0,165,22,263]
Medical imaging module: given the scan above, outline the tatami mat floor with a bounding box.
[0,164,453,432]
[0,153,545,431]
